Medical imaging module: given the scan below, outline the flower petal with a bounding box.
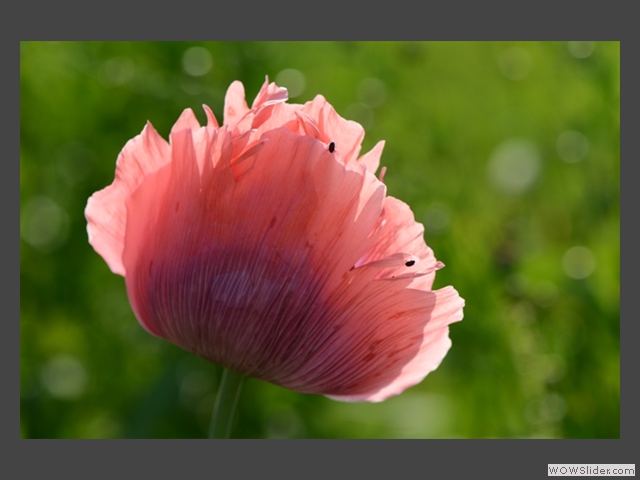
[85,122,170,275]
[223,80,250,129]
[170,108,201,135]
[357,140,385,174]
[251,76,289,108]
[203,104,219,128]
[356,196,439,287]
[326,285,464,402]
[301,95,365,166]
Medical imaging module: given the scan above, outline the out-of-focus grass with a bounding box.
[20,41,619,438]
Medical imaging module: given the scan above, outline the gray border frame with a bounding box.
[13,1,631,478]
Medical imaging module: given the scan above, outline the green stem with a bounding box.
[208,368,245,439]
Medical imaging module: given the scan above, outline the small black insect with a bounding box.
[405,260,416,267]
[328,142,335,153]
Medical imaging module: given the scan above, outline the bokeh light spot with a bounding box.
[55,142,93,186]
[562,246,596,279]
[423,203,451,235]
[344,103,374,130]
[556,130,589,163]
[487,138,541,195]
[84,414,122,438]
[20,196,70,252]
[180,370,215,409]
[568,41,595,59]
[540,393,567,423]
[182,47,213,77]
[540,354,566,384]
[498,47,532,81]
[275,69,306,98]
[40,355,88,399]
[386,393,452,437]
[265,405,305,438]
[98,57,134,86]
[357,78,387,107]
[510,301,536,325]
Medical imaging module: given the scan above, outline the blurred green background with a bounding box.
[20,41,619,439]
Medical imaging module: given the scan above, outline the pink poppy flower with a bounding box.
[86,78,464,402]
